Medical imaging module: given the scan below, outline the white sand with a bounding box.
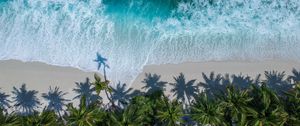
[0,60,95,105]
[0,59,300,105]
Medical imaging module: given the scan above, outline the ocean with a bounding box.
[0,0,299,84]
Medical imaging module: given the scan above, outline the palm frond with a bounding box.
[42,86,69,114]
[73,78,101,106]
[111,82,134,107]
[142,73,167,94]
[0,89,10,110]
[11,84,40,115]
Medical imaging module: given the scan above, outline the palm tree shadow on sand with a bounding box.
[11,84,40,115]
[142,73,167,94]
[93,52,115,107]
[73,78,101,106]
[200,72,261,97]
[199,72,223,97]
[287,68,300,84]
[94,52,110,80]
[227,74,261,90]
[264,71,293,95]
[42,86,69,118]
[0,89,10,112]
[170,73,197,105]
[111,82,136,107]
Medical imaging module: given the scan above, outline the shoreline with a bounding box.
[1,59,300,104]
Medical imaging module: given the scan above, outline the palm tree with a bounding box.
[103,104,143,126]
[93,73,113,106]
[123,95,154,125]
[218,85,255,126]
[142,73,167,94]
[156,96,184,126]
[264,71,292,95]
[73,78,101,106]
[126,90,168,125]
[145,90,168,125]
[247,84,288,126]
[11,84,40,115]
[20,109,60,126]
[287,68,300,84]
[104,92,171,126]
[66,96,106,126]
[0,109,19,125]
[125,90,182,126]
[94,53,115,108]
[42,86,69,119]
[0,89,10,111]
[284,83,300,125]
[199,72,223,97]
[191,93,225,126]
[170,73,197,105]
[111,82,134,107]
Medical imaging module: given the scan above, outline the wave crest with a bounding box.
[0,0,299,84]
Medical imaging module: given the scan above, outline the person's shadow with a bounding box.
[73,78,101,106]
[11,84,40,115]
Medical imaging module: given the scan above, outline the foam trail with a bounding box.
[0,0,299,85]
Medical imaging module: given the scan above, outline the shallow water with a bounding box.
[0,0,299,84]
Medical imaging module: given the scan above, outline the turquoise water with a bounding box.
[0,0,299,84]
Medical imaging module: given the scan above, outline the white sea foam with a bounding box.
[0,0,299,85]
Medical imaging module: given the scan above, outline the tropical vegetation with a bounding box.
[0,54,299,125]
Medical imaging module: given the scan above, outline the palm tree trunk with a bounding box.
[103,66,114,105]
[57,110,66,125]
[104,90,113,104]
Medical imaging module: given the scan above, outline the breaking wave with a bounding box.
[0,0,299,84]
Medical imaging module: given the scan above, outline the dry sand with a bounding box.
[0,59,300,105]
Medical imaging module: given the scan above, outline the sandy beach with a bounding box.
[1,0,300,124]
[1,59,300,104]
